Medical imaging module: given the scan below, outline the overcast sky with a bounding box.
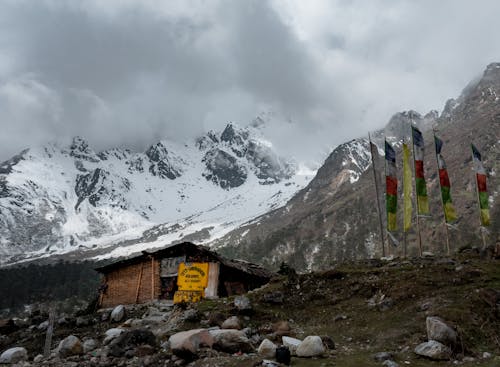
[0,0,499,163]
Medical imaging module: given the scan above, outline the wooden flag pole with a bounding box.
[369,133,386,258]
[433,132,451,255]
[410,127,423,257]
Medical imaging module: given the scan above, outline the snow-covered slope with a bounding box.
[0,122,314,264]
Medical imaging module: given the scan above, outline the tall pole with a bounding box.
[410,128,423,256]
[369,133,386,257]
[433,132,451,255]
[471,145,487,250]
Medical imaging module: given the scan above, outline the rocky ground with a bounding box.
[1,250,499,367]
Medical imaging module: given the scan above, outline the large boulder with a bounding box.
[209,329,254,353]
[0,347,28,364]
[169,329,214,358]
[282,336,302,355]
[103,328,125,345]
[296,336,326,357]
[426,316,457,346]
[221,316,242,330]
[110,305,126,323]
[258,339,277,359]
[108,329,157,357]
[57,335,84,357]
[414,340,452,360]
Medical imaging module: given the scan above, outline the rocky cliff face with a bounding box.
[215,63,500,271]
[0,122,312,264]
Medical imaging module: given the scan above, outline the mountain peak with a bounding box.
[69,136,100,162]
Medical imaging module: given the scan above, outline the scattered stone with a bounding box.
[320,335,335,350]
[57,335,84,357]
[382,360,400,367]
[0,347,28,364]
[426,316,457,346]
[282,336,302,355]
[110,305,126,323]
[108,329,157,357]
[209,329,254,353]
[83,338,98,353]
[103,328,125,345]
[234,295,252,311]
[296,335,326,357]
[262,291,284,304]
[57,317,71,326]
[334,314,348,322]
[221,316,242,330]
[33,354,43,363]
[373,351,393,362]
[257,339,277,359]
[462,356,475,362]
[169,329,214,358]
[272,320,291,336]
[414,340,452,360]
[483,352,492,359]
[422,251,434,257]
[37,320,49,330]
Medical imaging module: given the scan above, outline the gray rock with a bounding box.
[382,360,399,367]
[221,316,242,330]
[282,336,302,355]
[296,335,325,357]
[103,328,125,345]
[414,340,451,360]
[169,329,214,358]
[373,351,393,362]
[257,339,277,359]
[108,329,157,358]
[183,308,200,322]
[83,338,98,353]
[482,352,493,359]
[0,347,28,364]
[209,329,254,353]
[57,335,84,357]
[426,316,457,346]
[110,305,126,323]
[37,320,49,330]
[33,354,44,363]
[234,295,252,311]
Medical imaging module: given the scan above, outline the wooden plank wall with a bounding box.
[100,258,161,308]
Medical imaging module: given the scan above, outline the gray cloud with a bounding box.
[0,0,500,163]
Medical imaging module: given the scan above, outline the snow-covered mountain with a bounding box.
[0,121,315,264]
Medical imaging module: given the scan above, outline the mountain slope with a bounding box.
[0,122,314,264]
[215,63,500,271]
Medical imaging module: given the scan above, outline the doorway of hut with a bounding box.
[160,276,177,300]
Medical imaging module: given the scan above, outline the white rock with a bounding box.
[482,352,492,359]
[426,316,457,346]
[110,305,126,323]
[0,347,28,364]
[209,329,254,353]
[257,339,277,359]
[282,336,302,355]
[169,329,214,356]
[221,316,242,330]
[296,336,325,357]
[414,340,451,360]
[103,328,125,345]
[57,335,83,357]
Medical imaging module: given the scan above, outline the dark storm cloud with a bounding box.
[1,0,500,163]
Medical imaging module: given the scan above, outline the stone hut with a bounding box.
[95,242,273,308]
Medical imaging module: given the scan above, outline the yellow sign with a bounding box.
[177,262,209,291]
[173,290,204,304]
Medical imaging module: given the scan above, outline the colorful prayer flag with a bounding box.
[402,143,412,232]
[471,144,490,226]
[385,140,397,231]
[411,126,430,215]
[434,135,457,223]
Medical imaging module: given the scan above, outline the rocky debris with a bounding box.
[108,329,157,357]
[57,335,84,358]
[209,329,254,353]
[82,338,98,353]
[382,360,399,367]
[110,305,126,323]
[414,340,452,360]
[296,335,326,357]
[221,316,242,330]
[282,336,302,355]
[373,351,393,362]
[426,316,457,346]
[169,329,214,358]
[0,347,28,364]
[234,295,252,312]
[257,338,277,359]
[368,292,394,311]
[103,328,125,345]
